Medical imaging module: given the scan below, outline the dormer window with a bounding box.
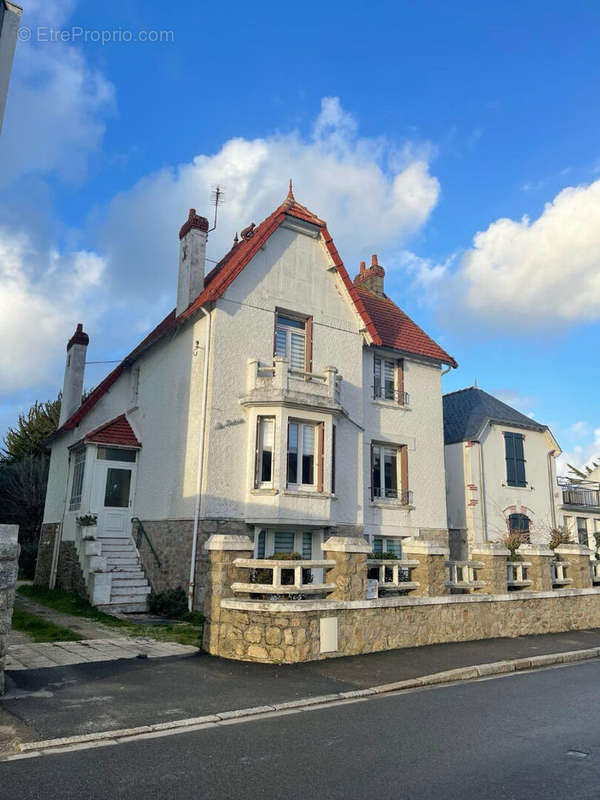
[274,311,312,373]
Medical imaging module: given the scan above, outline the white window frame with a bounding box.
[373,355,396,401]
[287,420,318,490]
[275,313,306,372]
[256,416,275,488]
[69,446,86,511]
[371,443,401,501]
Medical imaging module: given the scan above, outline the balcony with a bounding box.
[558,478,600,510]
[241,356,342,410]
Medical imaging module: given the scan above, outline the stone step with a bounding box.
[98,601,149,613]
[102,544,135,552]
[109,570,146,579]
[111,577,149,587]
[106,556,139,564]
[97,537,131,544]
[111,584,151,597]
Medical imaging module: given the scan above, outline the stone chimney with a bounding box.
[354,254,385,296]
[177,208,209,316]
[59,324,89,426]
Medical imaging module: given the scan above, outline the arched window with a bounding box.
[509,513,530,542]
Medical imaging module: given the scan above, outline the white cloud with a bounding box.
[491,389,536,418]
[0,2,114,186]
[556,428,600,477]
[393,250,455,290]
[454,180,600,329]
[95,97,440,301]
[0,227,106,393]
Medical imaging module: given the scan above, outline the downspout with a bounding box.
[188,307,212,612]
[478,438,488,542]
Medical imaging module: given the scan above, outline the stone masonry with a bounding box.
[555,544,594,590]
[0,525,19,694]
[471,543,511,595]
[519,545,554,592]
[403,539,450,597]
[324,537,371,601]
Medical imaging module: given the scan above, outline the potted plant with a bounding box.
[549,527,571,557]
[77,514,98,540]
[500,532,524,562]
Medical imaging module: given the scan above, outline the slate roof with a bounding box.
[442,387,548,445]
[53,187,456,438]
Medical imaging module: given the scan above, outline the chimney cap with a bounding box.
[67,323,89,351]
[179,208,209,240]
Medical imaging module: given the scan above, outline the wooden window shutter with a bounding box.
[370,444,374,501]
[254,417,262,489]
[396,359,405,405]
[272,312,278,358]
[331,424,336,495]
[400,445,409,501]
[305,316,313,376]
[317,422,324,493]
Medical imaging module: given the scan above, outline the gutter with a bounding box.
[188,307,212,612]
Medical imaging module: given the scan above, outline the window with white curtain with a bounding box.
[287,421,317,487]
[255,416,275,487]
[69,447,86,511]
[275,314,306,371]
[373,356,396,400]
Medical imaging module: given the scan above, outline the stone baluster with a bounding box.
[0,525,19,695]
[470,543,510,594]
[202,534,254,654]
[323,537,370,600]
[246,358,259,392]
[324,366,338,401]
[402,538,450,597]
[554,543,594,589]
[518,545,554,592]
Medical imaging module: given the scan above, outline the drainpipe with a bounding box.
[188,307,212,612]
[478,440,488,542]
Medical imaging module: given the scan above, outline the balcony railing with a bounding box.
[506,561,532,590]
[231,557,336,596]
[446,560,485,591]
[557,477,600,509]
[244,357,342,407]
[373,386,410,405]
[366,558,420,592]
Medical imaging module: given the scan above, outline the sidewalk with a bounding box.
[3,627,600,748]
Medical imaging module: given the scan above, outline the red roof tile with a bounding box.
[83,414,141,447]
[355,285,457,367]
[53,189,455,438]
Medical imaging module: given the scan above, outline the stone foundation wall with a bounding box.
[55,542,88,598]
[1,526,19,694]
[138,518,252,610]
[34,523,60,586]
[214,589,600,664]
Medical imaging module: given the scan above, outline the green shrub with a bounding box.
[148,587,188,618]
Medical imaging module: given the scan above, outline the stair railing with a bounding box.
[131,517,161,568]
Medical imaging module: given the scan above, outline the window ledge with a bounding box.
[371,399,410,410]
[282,489,334,499]
[250,488,279,496]
[371,501,415,510]
[502,483,531,490]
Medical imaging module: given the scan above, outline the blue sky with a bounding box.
[1,0,599,469]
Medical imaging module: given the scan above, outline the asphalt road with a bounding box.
[4,660,600,800]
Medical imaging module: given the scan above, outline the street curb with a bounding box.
[14,646,600,757]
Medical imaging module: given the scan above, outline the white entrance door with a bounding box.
[92,460,136,538]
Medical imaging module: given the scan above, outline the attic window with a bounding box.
[274,311,312,373]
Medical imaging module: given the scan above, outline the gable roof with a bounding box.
[54,187,456,438]
[356,286,457,367]
[442,387,548,445]
[82,414,141,448]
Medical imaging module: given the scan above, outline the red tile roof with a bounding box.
[83,414,141,447]
[53,186,456,438]
[355,286,457,367]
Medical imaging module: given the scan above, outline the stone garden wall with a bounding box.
[0,525,19,694]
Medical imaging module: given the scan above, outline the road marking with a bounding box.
[4,647,600,761]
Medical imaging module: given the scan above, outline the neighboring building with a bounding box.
[0,1,21,133]
[558,473,600,549]
[443,387,561,556]
[36,186,457,611]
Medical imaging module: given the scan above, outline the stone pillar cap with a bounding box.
[323,536,371,554]
[0,524,18,544]
[402,537,449,556]
[205,534,254,551]
[554,543,594,556]
[471,543,510,556]
[519,544,555,557]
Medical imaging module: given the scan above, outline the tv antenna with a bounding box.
[209,185,224,232]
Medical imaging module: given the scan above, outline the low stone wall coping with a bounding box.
[205,534,254,551]
[471,544,510,556]
[402,538,449,556]
[519,545,555,557]
[555,544,594,556]
[323,536,371,554]
[220,586,600,614]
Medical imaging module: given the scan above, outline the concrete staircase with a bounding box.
[97,536,151,613]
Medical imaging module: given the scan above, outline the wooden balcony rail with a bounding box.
[367,559,420,592]
[231,557,336,595]
[551,560,573,588]
[506,561,533,590]
[446,560,485,591]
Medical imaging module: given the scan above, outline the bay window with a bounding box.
[287,420,324,490]
[255,416,275,487]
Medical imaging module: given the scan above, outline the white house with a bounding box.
[36,185,457,611]
[443,387,562,555]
